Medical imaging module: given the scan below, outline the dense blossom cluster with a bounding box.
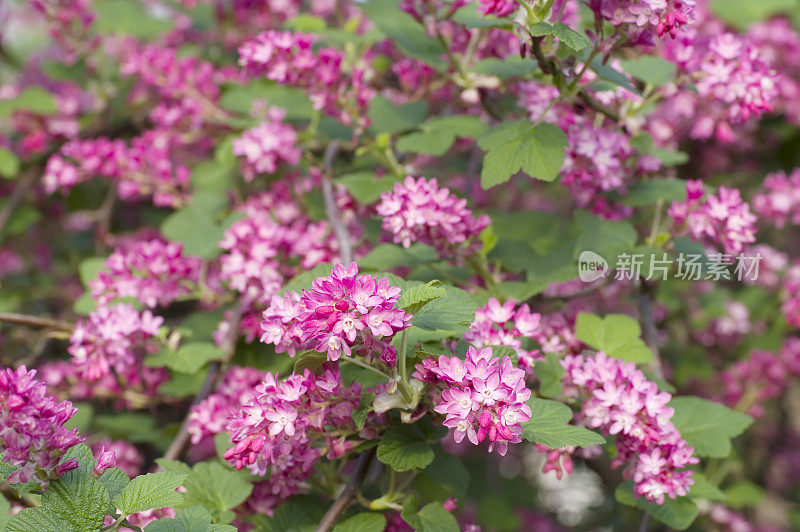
[261,263,411,360]
[562,352,698,504]
[42,132,191,208]
[415,346,532,456]
[589,0,696,41]
[238,31,374,126]
[90,237,201,308]
[232,107,302,182]
[223,365,367,512]
[188,366,266,448]
[753,168,800,228]
[376,177,491,256]
[0,366,83,488]
[781,262,800,328]
[668,180,757,254]
[717,338,800,418]
[464,298,542,370]
[219,184,338,306]
[663,21,779,141]
[68,303,164,381]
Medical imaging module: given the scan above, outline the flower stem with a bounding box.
[341,355,389,379]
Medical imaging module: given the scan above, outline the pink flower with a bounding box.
[416,346,532,456]
[265,405,298,437]
[376,176,491,258]
[232,107,302,182]
[0,366,85,490]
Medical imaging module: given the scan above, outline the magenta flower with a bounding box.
[416,346,532,456]
[0,366,85,490]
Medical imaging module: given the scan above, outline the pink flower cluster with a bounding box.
[223,365,366,512]
[0,366,83,488]
[747,18,800,124]
[68,303,164,381]
[478,0,517,17]
[664,27,778,141]
[219,183,338,308]
[90,237,201,308]
[781,262,800,329]
[261,263,411,361]
[188,366,266,447]
[231,107,302,182]
[376,176,491,257]
[588,0,696,41]
[30,0,97,63]
[562,352,698,504]
[668,180,757,255]
[120,43,228,131]
[464,298,543,371]
[238,31,374,126]
[753,168,800,229]
[415,346,533,456]
[717,339,800,418]
[42,132,191,208]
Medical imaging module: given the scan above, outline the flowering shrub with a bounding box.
[1,0,799,530]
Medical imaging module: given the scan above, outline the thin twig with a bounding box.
[577,89,621,122]
[0,170,36,237]
[315,447,377,532]
[637,280,664,380]
[162,305,243,461]
[0,312,74,332]
[320,141,353,264]
[637,512,651,532]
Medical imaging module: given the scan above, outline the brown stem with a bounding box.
[161,305,243,461]
[577,89,621,122]
[637,280,664,380]
[0,312,74,332]
[315,447,377,532]
[320,141,353,264]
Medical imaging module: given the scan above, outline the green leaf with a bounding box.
[622,178,688,207]
[359,243,438,270]
[161,192,228,259]
[154,460,193,476]
[472,57,539,79]
[620,56,676,86]
[293,350,328,374]
[401,497,459,532]
[191,161,234,195]
[377,425,435,472]
[575,313,654,363]
[5,508,75,532]
[257,496,326,532]
[181,461,253,524]
[113,472,187,515]
[359,0,446,68]
[145,506,237,532]
[396,115,489,156]
[615,482,699,530]
[219,81,313,119]
[332,513,386,532]
[337,172,401,204]
[689,472,726,501]
[0,495,10,532]
[452,8,513,29]
[97,467,131,511]
[529,22,591,52]
[669,397,753,458]
[0,148,20,179]
[0,87,58,119]
[39,459,112,532]
[723,480,765,509]
[521,398,605,448]
[352,392,375,431]
[368,95,428,134]
[78,257,106,288]
[478,121,567,188]
[573,210,638,265]
[419,452,470,497]
[534,353,565,398]
[411,285,478,332]
[93,0,172,38]
[398,280,447,314]
[710,0,796,30]
[281,263,335,294]
[147,342,224,374]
